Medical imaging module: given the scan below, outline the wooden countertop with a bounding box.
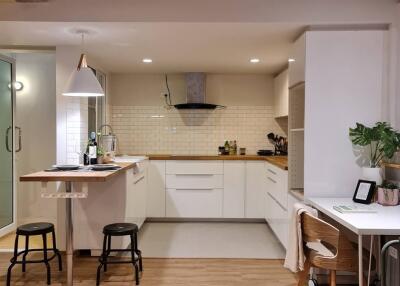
[20,162,135,183]
[142,154,288,170]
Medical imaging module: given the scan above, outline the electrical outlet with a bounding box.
[388,246,398,259]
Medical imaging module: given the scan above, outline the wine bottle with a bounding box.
[88,132,98,165]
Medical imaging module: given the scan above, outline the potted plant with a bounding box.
[349,122,400,185]
[377,181,399,206]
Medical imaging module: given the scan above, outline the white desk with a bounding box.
[307,197,400,285]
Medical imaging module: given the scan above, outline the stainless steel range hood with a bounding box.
[174,73,225,110]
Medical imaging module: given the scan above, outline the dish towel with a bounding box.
[284,202,318,272]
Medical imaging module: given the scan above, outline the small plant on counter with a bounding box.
[349,122,400,168]
[377,181,399,206]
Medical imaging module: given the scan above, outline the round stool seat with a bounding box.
[17,222,54,236]
[103,223,138,236]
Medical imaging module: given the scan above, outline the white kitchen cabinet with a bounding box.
[146,160,166,217]
[166,160,223,175]
[265,191,288,249]
[223,161,245,218]
[273,69,289,118]
[265,162,288,209]
[126,161,148,228]
[245,161,265,218]
[166,174,223,189]
[166,188,223,218]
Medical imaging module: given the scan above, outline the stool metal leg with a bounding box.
[6,234,19,286]
[130,234,140,285]
[52,230,63,271]
[22,235,29,272]
[134,232,143,272]
[97,234,108,286]
[104,235,111,272]
[42,233,51,285]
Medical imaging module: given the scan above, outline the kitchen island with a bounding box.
[20,158,148,286]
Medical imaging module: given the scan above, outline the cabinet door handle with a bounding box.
[5,126,11,152]
[175,174,213,176]
[175,188,213,191]
[267,168,276,175]
[134,176,145,184]
[267,192,287,211]
[267,177,277,184]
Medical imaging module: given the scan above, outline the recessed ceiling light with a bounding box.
[288,58,295,62]
[142,58,153,63]
[250,58,260,63]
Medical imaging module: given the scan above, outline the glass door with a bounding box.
[0,55,16,237]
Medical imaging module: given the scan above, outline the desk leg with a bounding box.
[65,182,74,286]
[358,235,363,286]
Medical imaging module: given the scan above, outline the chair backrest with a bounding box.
[301,212,339,252]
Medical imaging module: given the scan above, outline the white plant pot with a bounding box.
[362,167,383,185]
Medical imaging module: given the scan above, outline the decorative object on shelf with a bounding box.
[377,181,399,206]
[352,179,376,204]
[62,31,104,97]
[349,122,400,185]
[239,148,246,155]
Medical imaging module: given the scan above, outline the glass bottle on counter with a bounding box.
[224,140,230,155]
[84,132,98,165]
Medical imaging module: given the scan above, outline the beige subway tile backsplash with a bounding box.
[111,105,285,155]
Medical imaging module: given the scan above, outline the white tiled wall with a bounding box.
[66,97,88,164]
[111,105,285,155]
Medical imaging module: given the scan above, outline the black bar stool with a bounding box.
[6,222,62,286]
[96,223,143,285]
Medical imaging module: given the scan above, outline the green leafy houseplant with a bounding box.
[349,122,400,168]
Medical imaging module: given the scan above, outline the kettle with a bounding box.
[98,124,117,161]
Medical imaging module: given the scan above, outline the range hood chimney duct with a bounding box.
[174,72,225,110]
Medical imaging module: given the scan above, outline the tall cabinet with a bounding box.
[288,30,386,198]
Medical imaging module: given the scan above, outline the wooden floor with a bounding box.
[0,253,297,285]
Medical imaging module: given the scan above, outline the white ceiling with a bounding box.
[0,22,305,74]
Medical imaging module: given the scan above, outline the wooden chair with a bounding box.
[297,213,360,286]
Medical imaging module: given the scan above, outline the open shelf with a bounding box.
[290,128,304,132]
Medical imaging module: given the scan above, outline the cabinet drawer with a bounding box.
[166,188,223,218]
[266,192,288,249]
[166,160,223,175]
[166,174,223,189]
[265,162,288,208]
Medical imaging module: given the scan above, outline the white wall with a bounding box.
[15,53,58,226]
[109,73,273,106]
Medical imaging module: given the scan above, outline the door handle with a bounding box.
[5,126,11,152]
[15,126,21,152]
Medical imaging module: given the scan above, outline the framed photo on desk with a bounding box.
[353,179,376,204]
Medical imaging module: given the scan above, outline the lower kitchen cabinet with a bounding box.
[146,160,166,217]
[166,188,223,218]
[223,161,245,218]
[245,161,266,218]
[265,192,288,249]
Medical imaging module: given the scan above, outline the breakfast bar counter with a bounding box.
[19,159,148,286]
[20,162,135,182]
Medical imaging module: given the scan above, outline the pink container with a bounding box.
[377,188,399,206]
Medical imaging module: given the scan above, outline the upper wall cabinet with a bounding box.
[288,34,306,88]
[273,69,289,118]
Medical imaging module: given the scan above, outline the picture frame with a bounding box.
[352,179,376,204]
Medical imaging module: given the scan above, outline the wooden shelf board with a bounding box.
[290,128,305,132]
[384,163,400,169]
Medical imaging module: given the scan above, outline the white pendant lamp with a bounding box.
[62,33,104,97]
